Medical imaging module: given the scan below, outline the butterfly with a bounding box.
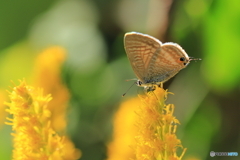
[124,32,200,93]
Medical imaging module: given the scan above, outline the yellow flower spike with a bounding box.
[0,91,7,127]
[5,80,81,160]
[32,46,69,132]
[30,46,81,159]
[135,87,186,160]
[107,98,141,160]
[107,87,186,160]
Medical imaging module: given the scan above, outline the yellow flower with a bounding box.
[135,87,186,160]
[107,87,186,160]
[31,46,69,132]
[107,98,140,160]
[0,91,7,127]
[5,80,81,160]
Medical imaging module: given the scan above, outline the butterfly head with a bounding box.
[179,56,201,67]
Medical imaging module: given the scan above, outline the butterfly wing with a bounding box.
[124,32,162,82]
[146,42,189,83]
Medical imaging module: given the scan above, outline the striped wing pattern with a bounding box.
[124,32,188,84]
[124,32,162,82]
[146,43,188,83]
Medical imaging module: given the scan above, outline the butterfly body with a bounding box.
[124,32,199,91]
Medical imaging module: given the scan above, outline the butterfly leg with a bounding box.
[146,85,156,92]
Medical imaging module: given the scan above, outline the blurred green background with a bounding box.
[0,0,239,160]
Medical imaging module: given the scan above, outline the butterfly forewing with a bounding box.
[124,32,162,82]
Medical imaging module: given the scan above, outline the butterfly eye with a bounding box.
[179,57,185,61]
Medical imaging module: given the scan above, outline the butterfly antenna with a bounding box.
[189,57,202,61]
[125,78,137,82]
[122,82,136,97]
